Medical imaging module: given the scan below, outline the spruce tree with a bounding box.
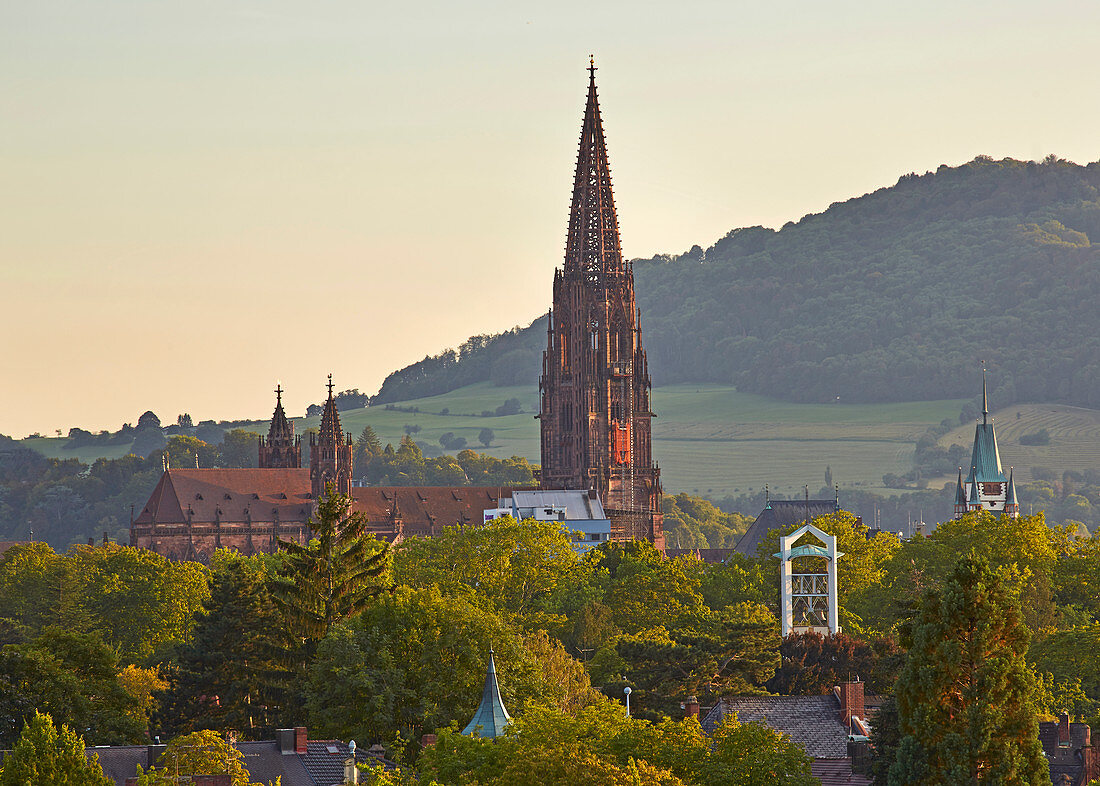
[888,556,1048,786]
[271,486,391,642]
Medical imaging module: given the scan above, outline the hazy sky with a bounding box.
[3,0,1099,437]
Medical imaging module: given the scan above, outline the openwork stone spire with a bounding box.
[539,60,663,550]
[310,374,352,498]
[258,383,301,468]
[564,57,624,285]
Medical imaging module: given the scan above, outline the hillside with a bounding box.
[374,156,1100,410]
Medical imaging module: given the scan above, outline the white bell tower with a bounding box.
[774,523,843,637]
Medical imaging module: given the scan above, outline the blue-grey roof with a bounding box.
[701,695,849,758]
[508,489,606,520]
[734,500,840,557]
[463,651,511,738]
[966,422,1006,484]
[955,469,967,505]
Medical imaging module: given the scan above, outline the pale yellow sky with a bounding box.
[3,0,1099,437]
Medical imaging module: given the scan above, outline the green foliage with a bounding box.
[0,711,111,786]
[661,493,752,549]
[766,632,902,696]
[304,586,598,748]
[418,699,814,786]
[889,556,1048,786]
[393,515,581,632]
[0,542,210,663]
[159,551,291,739]
[0,627,144,747]
[271,488,392,643]
[220,428,258,468]
[133,730,255,786]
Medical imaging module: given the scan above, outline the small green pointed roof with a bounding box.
[1006,468,1018,507]
[968,469,981,505]
[463,650,511,738]
[955,468,967,506]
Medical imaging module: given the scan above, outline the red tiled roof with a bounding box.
[134,470,518,534]
[133,469,313,525]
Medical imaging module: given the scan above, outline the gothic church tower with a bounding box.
[258,385,302,468]
[953,371,1018,519]
[310,375,353,498]
[538,60,663,548]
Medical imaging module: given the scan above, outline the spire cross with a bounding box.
[327,373,334,397]
[275,384,283,405]
[588,54,597,81]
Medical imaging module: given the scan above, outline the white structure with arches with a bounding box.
[774,523,843,637]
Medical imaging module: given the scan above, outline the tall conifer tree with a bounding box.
[888,556,1048,786]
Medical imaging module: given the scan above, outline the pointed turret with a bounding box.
[968,466,982,511]
[563,57,624,285]
[310,374,353,498]
[1005,467,1019,517]
[462,649,512,738]
[259,384,302,468]
[954,468,967,517]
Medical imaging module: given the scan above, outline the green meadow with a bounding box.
[23,383,979,497]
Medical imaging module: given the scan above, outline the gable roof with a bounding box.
[352,486,509,531]
[734,500,840,557]
[702,695,852,758]
[133,468,313,525]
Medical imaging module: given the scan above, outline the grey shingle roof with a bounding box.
[701,695,851,758]
[734,500,840,557]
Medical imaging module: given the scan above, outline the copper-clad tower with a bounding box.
[258,384,302,468]
[538,59,663,549]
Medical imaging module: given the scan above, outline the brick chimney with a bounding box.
[1059,713,1071,747]
[684,696,700,720]
[295,726,308,755]
[839,680,865,727]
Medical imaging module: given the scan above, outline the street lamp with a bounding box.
[624,686,632,717]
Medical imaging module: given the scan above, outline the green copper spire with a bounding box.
[462,649,512,738]
[968,467,981,507]
[955,468,967,507]
[1006,467,1018,509]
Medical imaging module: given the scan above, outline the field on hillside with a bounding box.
[21,383,1028,497]
[936,404,1100,483]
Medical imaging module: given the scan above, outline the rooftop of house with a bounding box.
[734,499,840,557]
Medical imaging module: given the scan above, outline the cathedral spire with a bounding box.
[564,56,623,283]
[311,374,353,498]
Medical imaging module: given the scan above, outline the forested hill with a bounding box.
[375,156,1100,408]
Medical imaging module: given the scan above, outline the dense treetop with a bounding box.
[374,156,1100,409]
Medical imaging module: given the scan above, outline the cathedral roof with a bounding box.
[134,471,528,533]
[462,650,511,738]
[564,57,623,283]
[133,468,314,525]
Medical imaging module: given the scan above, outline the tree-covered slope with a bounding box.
[375,156,1100,408]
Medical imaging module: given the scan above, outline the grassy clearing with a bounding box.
[20,382,1014,498]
